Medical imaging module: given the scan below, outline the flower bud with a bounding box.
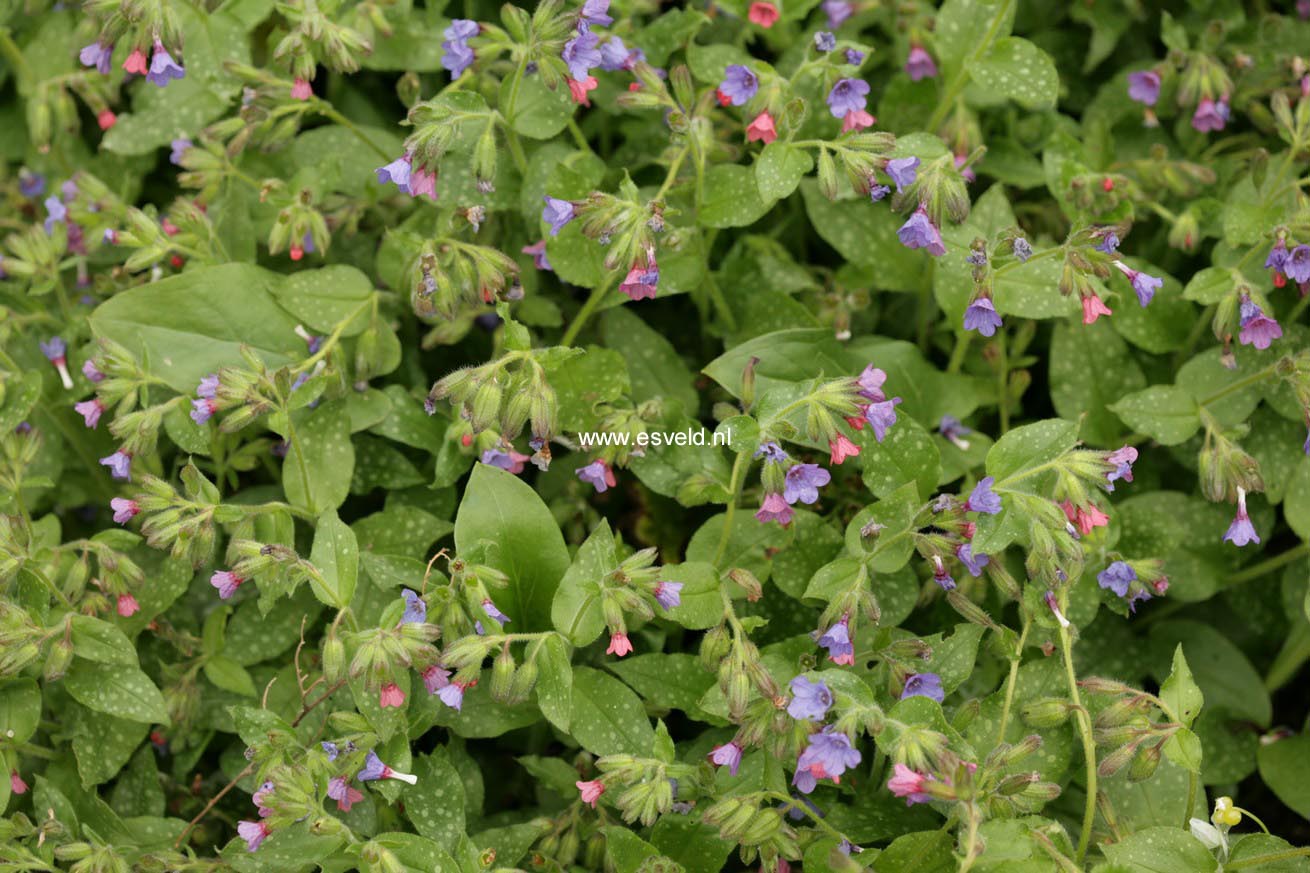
[1021,698,1071,728]
[322,631,345,684]
[1128,742,1162,782]
[44,639,74,682]
[700,625,730,670]
[489,646,516,703]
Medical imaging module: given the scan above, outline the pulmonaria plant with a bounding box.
[2,0,1310,871]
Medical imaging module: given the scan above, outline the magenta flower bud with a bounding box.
[74,397,105,428]
[900,672,944,702]
[709,742,743,775]
[887,763,931,804]
[291,78,312,100]
[237,820,270,852]
[116,594,139,617]
[110,497,139,524]
[1126,70,1160,106]
[755,492,794,526]
[904,45,937,81]
[576,779,606,806]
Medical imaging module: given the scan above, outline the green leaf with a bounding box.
[455,464,570,631]
[71,706,149,787]
[68,615,137,666]
[203,654,257,697]
[699,164,772,228]
[550,520,616,645]
[985,418,1079,485]
[1158,644,1204,729]
[1163,726,1204,775]
[502,72,574,139]
[308,509,359,609]
[604,826,661,873]
[283,400,355,515]
[405,750,466,844]
[1109,386,1201,445]
[1101,826,1218,873]
[1150,621,1269,726]
[1257,735,1310,820]
[0,679,42,745]
[1049,320,1146,445]
[599,307,699,411]
[754,142,813,202]
[860,414,941,499]
[569,667,655,756]
[970,37,1059,110]
[800,183,926,291]
[607,653,718,719]
[65,662,170,725]
[534,635,573,732]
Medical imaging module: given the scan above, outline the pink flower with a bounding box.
[117,594,139,617]
[74,397,104,428]
[422,664,452,694]
[210,570,244,600]
[237,819,270,852]
[755,492,794,526]
[829,434,860,465]
[97,109,117,131]
[291,78,312,100]
[110,497,139,524]
[10,771,27,794]
[1080,293,1112,325]
[904,45,938,81]
[1060,500,1109,535]
[606,632,633,657]
[122,48,148,75]
[568,76,599,106]
[746,111,777,144]
[748,1,779,26]
[709,742,744,775]
[379,682,406,708]
[841,109,875,132]
[576,779,606,806]
[886,763,930,804]
[327,775,364,811]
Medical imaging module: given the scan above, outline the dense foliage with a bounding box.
[1,0,1310,870]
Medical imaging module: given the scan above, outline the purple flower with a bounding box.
[897,207,946,256]
[844,48,864,66]
[562,29,602,82]
[1014,238,1033,262]
[1096,231,1120,254]
[817,620,854,665]
[1284,245,1310,283]
[709,742,743,775]
[939,416,972,449]
[580,0,613,26]
[80,41,113,74]
[1114,263,1162,307]
[322,741,341,761]
[401,589,426,624]
[542,197,576,236]
[444,19,479,41]
[375,155,413,194]
[40,337,66,363]
[18,170,45,198]
[1105,445,1137,491]
[442,40,475,77]
[482,598,510,624]
[43,195,67,233]
[438,683,465,710]
[252,780,274,812]
[522,240,552,271]
[865,397,902,442]
[1238,298,1283,350]
[210,570,243,599]
[784,463,831,505]
[191,398,217,425]
[327,775,363,811]
[826,78,869,118]
[576,458,615,492]
[1127,70,1161,106]
[146,42,184,87]
[1265,240,1290,274]
[653,581,682,610]
[1192,98,1227,133]
[169,138,192,166]
[932,557,956,590]
[754,441,789,463]
[74,398,104,428]
[869,183,890,201]
[793,727,861,794]
[787,675,833,721]
[599,37,641,71]
[856,364,887,402]
[963,297,1002,337]
[1223,488,1260,547]
[1097,561,1136,597]
[901,672,944,702]
[237,820,269,852]
[357,751,388,781]
[195,374,218,399]
[823,0,854,28]
[815,31,836,52]
[718,65,758,106]
[904,46,937,81]
[956,543,988,577]
[965,477,1001,515]
[886,156,919,190]
[100,450,131,481]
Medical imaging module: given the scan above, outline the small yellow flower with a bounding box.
[1212,796,1242,827]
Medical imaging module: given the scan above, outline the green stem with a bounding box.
[996,327,1010,434]
[995,615,1031,743]
[566,118,592,154]
[1198,363,1280,407]
[560,276,616,347]
[763,792,850,845]
[318,105,391,161]
[1058,623,1097,863]
[947,332,972,374]
[1227,542,1310,586]
[713,452,751,567]
[1228,848,1310,870]
[925,0,1014,131]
